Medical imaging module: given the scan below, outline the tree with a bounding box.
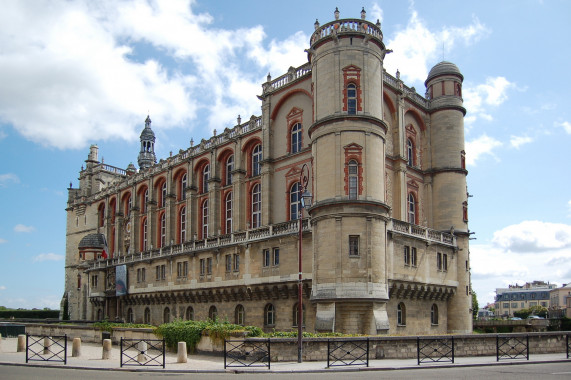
[472,288,479,318]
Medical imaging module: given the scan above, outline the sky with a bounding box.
[0,0,570,311]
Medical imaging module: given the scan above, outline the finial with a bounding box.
[213,129,217,136]
[237,115,241,125]
[361,7,366,20]
[266,73,271,82]
[145,115,151,126]
[396,69,400,80]
[334,7,340,20]
[190,138,194,147]
[314,19,320,30]
[69,182,72,189]
[376,19,381,28]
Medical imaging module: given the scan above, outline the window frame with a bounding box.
[397,302,406,326]
[251,183,261,228]
[264,303,276,327]
[225,191,233,234]
[252,144,262,177]
[349,235,360,257]
[347,83,357,115]
[431,304,439,325]
[290,122,302,153]
[348,160,358,200]
[225,155,234,186]
[290,182,300,221]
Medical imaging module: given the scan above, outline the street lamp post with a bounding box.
[297,163,312,363]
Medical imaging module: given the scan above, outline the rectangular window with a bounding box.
[443,253,448,271]
[411,247,417,267]
[263,249,270,267]
[233,254,240,272]
[540,301,547,307]
[91,275,98,288]
[404,246,410,266]
[530,301,537,307]
[437,252,442,270]
[272,248,279,266]
[521,302,525,308]
[161,264,166,280]
[200,259,205,276]
[156,265,161,281]
[503,303,509,308]
[177,261,188,278]
[349,236,360,256]
[155,265,166,281]
[225,254,232,272]
[137,268,142,283]
[207,257,212,275]
[511,303,518,308]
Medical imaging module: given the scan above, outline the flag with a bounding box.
[101,234,108,260]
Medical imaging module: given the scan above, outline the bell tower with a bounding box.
[307,8,392,334]
[138,115,157,170]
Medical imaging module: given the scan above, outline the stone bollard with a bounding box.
[102,339,112,360]
[177,342,187,363]
[43,337,51,354]
[17,334,26,352]
[0,333,2,352]
[137,341,148,362]
[72,337,81,357]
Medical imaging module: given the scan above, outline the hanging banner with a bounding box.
[116,265,128,296]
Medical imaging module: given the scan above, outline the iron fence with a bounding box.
[26,334,67,364]
[417,336,454,365]
[120,338,165,368]
[496,334,529,361]
[567,334,570,359]
[224,338,270,369]
[327,338,369,367]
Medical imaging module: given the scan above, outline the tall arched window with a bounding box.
[251,184,261,228]
[127,308,134,323]
[202,164,210,193]
[264,303,275,326]
[141,188,148,213]
[225,192,233,234]
[235,304,245,325]
[163,307,170,323]
[144,307,151,324]
[201,199,209,238]
[407,138,415,166]
[397,302,406,326]
[209,305,218,321]
[125,194,131,216]
[180,173,187,200]
[179,206,186,243]
[225,155,234,186]
[98,204,105,227]
[141,218,148,251]
[291,123,302,153]
[252,144,262,176]
[292,303,306,327]
[347,83,357,114]
[407,193,416,224]
[185,306,194,320]
[431,304,439,325]
[161,182,167,208]
[348,160,358,200]
[160,212,166,247]
[290,182,300,220]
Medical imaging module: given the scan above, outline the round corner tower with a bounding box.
[307,8,392,334]
[425,61,472,333]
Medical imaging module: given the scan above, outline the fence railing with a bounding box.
[120,338,165,368]
[496,334,529,361]
[224,338,270,369]
[417,336,454,364]
[327,338,369,367]
[26,334,67,364]
[566,334,570,359]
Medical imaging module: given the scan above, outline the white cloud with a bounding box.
[555,121,571,134]
[384,11,489,85]
[509,135,533,149]
[0,173,20,187]
[465,134,502,166]
[568,200,571,217]
[370,3,384,24]
[0,286,6,291]
[33,253,65,263]
[0,238,7,244]
[14,224,35,233]
[463,77,515,125]
[492,221,571,253]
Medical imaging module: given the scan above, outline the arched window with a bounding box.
[160,212,166,247]
[144,307,151,324]
[251,184,261,228]
[225,192,233,234]
[252,144,262,176]
[161,182,167,208]
[127,308,134,323]
[141,218,148,251]
[290,182,300,220]
[209,305,218,321]
[407,193,416,224]
[201,199,209,238]
[124,194,131,216]
[141,188,148,213]
[98,204,105,227]
[202,164,210,193]
[180,173,187,200]
[226,155,234,186]
[97,309,103,320]
[348,160,358,200]
[347,83,357,114]
[264,303,276,326]
[397,303,406,326]
[235,304,245,325]
[407,138,415,166]
[292,303,306,327]
[185,306,194,321]
[163,307,170,323]
[291,123,302,153]
[179,206,186,243]
[431,304,439,325]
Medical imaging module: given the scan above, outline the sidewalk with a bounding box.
[0,337,569,373]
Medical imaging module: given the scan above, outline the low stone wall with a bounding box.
[20,324,570,361]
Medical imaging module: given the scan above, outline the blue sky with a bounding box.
[1,0,570,310]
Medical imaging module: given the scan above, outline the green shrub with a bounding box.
[0,310,60,319]
[93,320,153,332]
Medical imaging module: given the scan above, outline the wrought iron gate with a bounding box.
[26,334,67,364]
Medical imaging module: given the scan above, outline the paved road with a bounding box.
[2,362,571,380]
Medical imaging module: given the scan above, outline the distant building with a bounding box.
[494,281,556,317]
[549,283,571,318]
[63,8,472,335]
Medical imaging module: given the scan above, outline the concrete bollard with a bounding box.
[177,342,187,363]
[17,334,26,352]
[72,337,81,357]
[102,339,112,360]
[43,337,51,354]
[137,341,148,362]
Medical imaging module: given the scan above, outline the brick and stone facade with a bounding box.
[64,9,472,335]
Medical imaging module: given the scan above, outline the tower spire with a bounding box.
[137,115,157,170]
